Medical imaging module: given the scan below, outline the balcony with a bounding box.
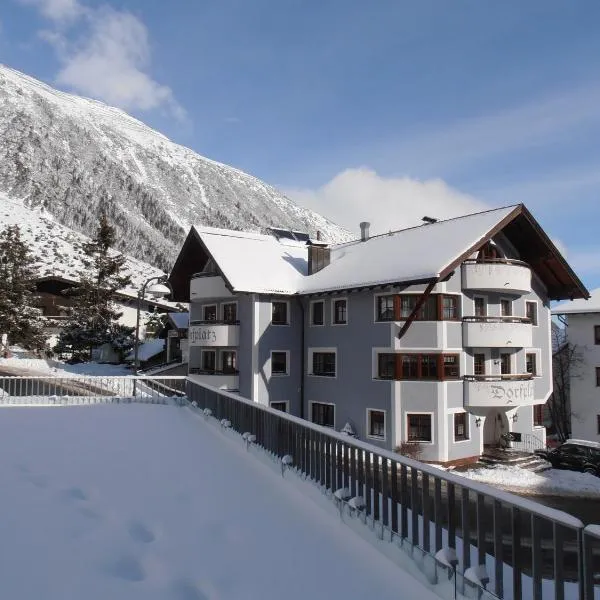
[188,322,240,347]
[464,374,535,408]
[190,274,233,301]
[461,259,531,295]
[189,370,239,391]
[462,316,532,348]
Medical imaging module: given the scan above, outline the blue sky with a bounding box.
[2,0,600,288]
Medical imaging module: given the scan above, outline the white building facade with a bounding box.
[552,293,600,441]
[170,205,587,464]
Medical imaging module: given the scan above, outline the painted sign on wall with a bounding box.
[188,324,239,347]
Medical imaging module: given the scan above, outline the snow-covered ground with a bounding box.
[0,404,438,600]
[456,464,600,498]
[0,352,131,377]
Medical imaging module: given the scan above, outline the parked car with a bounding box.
[535,439,600,476]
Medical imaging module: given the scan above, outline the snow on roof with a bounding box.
[193,225,308,295]
[299,206,516,294]
[168,311,189,330]
[0,404,439,599]
[552,288,600,315]
[126,338,164,361]
[193,206,517,295]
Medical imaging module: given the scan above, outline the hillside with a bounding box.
[0,64,351,274]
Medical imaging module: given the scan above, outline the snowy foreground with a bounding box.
[0,404,438,600]
[456,464,600,498]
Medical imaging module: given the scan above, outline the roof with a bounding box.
[126,338,164,361]
[169,204,589,301]
[195,225,308,295]
[34,275,180,311]
[168,311,189,330]
[552,288,600,315]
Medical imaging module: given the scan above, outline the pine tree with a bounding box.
[0,225,46,352]
[55,213,134,362]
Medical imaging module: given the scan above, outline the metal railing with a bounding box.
[187,378,600,600]
[509,433,546,453]
[464,374,534,382]
[463,258,530,268]
[0,376,187,405]
[463,316,532,324]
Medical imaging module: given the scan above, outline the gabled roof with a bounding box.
[168,312,189,330]
[553,288,600,315]
[169,204,589,301]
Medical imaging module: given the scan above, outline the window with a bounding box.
[222,351,237,373]
[367,410,386,440]
[311,301,324,326]
[500,353,511,375]
[596,367,600,387]
[401,354,419,379]
[474,353,486,376]
[203,304,217,321]
[442,296,459,320]
[420,354,438,379]
[272,301,289,325]
[222,302,237,322]
[534,405,544,427]
[595,326,600,345]
[311,402,335,428]
[454,413,468,441]
[312,352,336,377]
[500,299,512,317]
[270,401,288,412]
[201,350,216,372]
[407,414,432,443]
[443,355,460,379]
[474,297,486,317]
[526,301,538,326]
[378,353,396,379]
[399,295,437,320]
[526,353,537,376]
[333,299,347,325]
[377,296,395,321]
[271,351,288,376]
[378,353,459,380]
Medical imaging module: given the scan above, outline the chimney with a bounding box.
[316,230,322,241]
[307,240,330,275]
[359,221,370,242]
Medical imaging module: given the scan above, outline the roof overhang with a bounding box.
[168,228,234,302]
[439,204,589,301]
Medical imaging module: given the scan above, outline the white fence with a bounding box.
[0,376,187,406]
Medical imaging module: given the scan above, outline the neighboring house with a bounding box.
[34,275,177,346]
[125,338,166,370]
[169,204,587,464]
[164,312,189,363]
[552,291,600,442]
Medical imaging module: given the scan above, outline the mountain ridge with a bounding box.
[0,63,351,277]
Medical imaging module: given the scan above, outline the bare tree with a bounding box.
[548,325,583,442]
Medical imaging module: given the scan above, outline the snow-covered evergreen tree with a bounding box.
[54,213,134,361]
[0,225,46,351]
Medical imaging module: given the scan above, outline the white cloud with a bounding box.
[24,0,185,119]
[285,167,486,236]
[20,0,82,22]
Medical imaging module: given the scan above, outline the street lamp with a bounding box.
[133,275,172,376]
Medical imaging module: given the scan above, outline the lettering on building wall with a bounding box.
[189,327,217,345]
[490,383,534,404]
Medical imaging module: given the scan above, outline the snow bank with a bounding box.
[456,464,600,498]
[0,405,437,600]
[0,355,131,377]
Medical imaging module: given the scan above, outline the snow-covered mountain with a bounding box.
[0,64,351,275]
[0,191,167,294]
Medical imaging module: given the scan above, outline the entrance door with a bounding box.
[483,411,507,446]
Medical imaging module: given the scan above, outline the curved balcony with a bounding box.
[189,369,239,391]
[188,322,240,347]
[461,259,531,295]
[463,316,532,348]
[464,374,535,408]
